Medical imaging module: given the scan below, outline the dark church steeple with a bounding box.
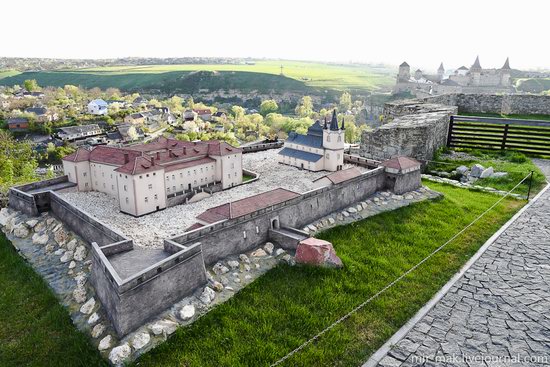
[341,117,345,130]
[330,109,339,131]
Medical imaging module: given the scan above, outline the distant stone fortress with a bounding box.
[394,56,514,97]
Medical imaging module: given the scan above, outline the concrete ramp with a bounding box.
[268,227,308,251]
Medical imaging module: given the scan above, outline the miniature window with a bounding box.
[337,136,341,142]
[153,173,156,176]
[83,172,87,177]
[167,187,170,193]
[146,174,149,177]
[139,175,142,179]
[188,171,191,176]
[124,185,127,191]
[173,186,176,191]
[180,173,183,178]
[145,197,148,203]
[255,226,259,234]
[243,231,247,239]
[231,163,234,169]
[326,153,330,159]
[111,185,114,190]
[154,194,158,200]
[172,175,175,180]
[85,182,88,188]
[227,174,230,179]
[166,176,169,181]
[148,184,152,189]
[125,197,129,203]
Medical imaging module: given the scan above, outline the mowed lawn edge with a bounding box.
[134,181,524,367]
[0,234,107,367]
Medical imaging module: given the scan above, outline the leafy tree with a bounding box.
[24,79,39,92]
[339,92,352,112]
[260,100,278,116]
[186,97,195,109]
[231,106,245,121]
[295,96,313,117]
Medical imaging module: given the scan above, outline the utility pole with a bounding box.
[280,65,284,76]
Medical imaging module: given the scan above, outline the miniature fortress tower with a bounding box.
[278,109,345,172]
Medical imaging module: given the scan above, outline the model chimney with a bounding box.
[156,151,160,160]
[183,147,187,155]
[150,157,155,166]
[123,153,129,164]
[168,149,173,158]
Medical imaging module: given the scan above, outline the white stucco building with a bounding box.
[278,110,345,172]
[87,99,108,115]
[62,137,243,216]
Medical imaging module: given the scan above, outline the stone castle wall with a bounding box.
[171,167,389,264]
[360,93,550,161]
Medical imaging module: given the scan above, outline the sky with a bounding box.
[2,0,549,70]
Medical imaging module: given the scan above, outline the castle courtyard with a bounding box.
[59,149,368,248]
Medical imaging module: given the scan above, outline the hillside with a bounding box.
[0,60,394,95]
[515,77,550,93]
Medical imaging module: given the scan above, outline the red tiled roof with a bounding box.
[186,223,204,231]
[314,167,362,185]
[89,146,142,166]
[115,155,164,175]
[206,141,240,156]
[382,156,421,171]
[62,148,90,162]
[62,136,241,175]
[193,109,212,115]
[164,157,216,172]
[196,188,300,224]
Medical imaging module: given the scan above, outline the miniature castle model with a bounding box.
[62,137,242,216]
[394,57,513,97]
[278,109,345,172]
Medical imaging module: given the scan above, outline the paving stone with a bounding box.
[373,160,550,367]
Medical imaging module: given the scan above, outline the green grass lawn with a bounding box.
[134,181,524,367]
[0,61,394,94]
[0,234,107,367]
[428,149,546,197]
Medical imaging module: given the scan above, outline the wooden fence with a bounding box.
[447,115,550,156]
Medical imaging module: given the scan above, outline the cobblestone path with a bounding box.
[374,160,550,367]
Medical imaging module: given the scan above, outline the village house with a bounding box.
[312,167,362,189]
[87,99,108,115]
[6,117,30,131]
[62,137,243,216]
[24,106,58,123]
[194,109,212,121]
[183,109,198,121]
[124,112,146,125]
[57,124,103,141]
[116,123,145,142]
[278,110,345,172]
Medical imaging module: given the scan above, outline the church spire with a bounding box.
[501,57,511,70]
[471,56,482,70]
[330,109,338,131]
[341,117,345,130]
[438,62,444,72]
[323,116,328,129]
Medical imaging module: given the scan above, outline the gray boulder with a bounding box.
[492,172,508,178]
[456,165,469,175]
[480,167,494,179]
[471,164,485,178]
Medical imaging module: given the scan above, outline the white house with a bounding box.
[87,99,108,115]
[278,110,345,172]
[62,137,243,216]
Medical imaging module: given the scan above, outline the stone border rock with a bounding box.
[422,174,525,199]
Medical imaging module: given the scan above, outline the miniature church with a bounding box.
[278,109,345,172]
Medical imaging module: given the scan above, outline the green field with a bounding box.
[515,77,550,93]
[0,61,394,95]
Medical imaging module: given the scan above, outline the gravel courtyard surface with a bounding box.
[60,150,367,248]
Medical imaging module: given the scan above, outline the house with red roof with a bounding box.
[62,137,242,216]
